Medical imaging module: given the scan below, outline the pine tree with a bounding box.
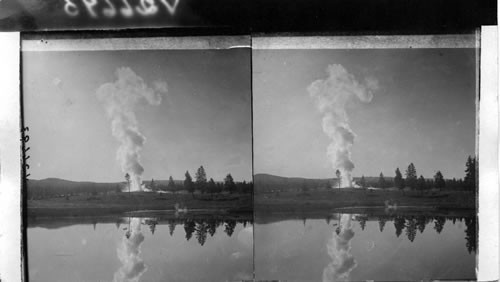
[378,217,387,232]
[417,175,426,192]
[184,220,196,240]
[195,166,208,193]
[426,179,434,189]
[464,155,477,192]
[405,218,418,242]
[195,222,209,246]
[208,178,216,195]
[167,176,176,192]
[125,173,131,193]
[433,217,446,234]
[184,171,194,197]
[394,216,406,237]
[150,178,156,192]
[378,172,386,189]
[224,220,237,237]
[360,175,367,188]
[224,174,236,193]
[464,216,477,253]
[168,220,176,236]
[434,171,445,190]
[405,163,417,190]
[336,169,341,189]
[358,216,367,230]
[394,168,404,189]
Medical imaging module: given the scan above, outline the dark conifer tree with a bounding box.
[378,217,387,232]
[195,166,208,193]
[464,155,477,192]
[208,178,216,195]
[378,172,386,189]
[224,220,237,237]
[433,217,446,234]
[184,171,194,198]
[336,169,342,189]
[417,175,426,192]
[405,218,418,242]
[360,175,367,188]
[405,163,417,190]
[394,216,406,237]
[394,168,404,189]
[224,174,236,194]
[434,171,445,190]
[184,220,196,241]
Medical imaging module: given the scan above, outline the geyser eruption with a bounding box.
[97,67,167,191]
[323,214,357,282]
[308,64,378,187]
[113,217,147,282]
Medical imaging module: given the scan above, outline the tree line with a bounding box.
[137,165,252,197]
[347,214,476,254]
[118,217,251,247]
[356,155,477,192]
[27,165,252,199]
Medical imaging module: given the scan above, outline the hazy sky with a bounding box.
[24,49,252,182]
[253,48,476,179]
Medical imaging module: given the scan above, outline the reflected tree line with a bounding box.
[115,217,252,247]
[322,214,476,254]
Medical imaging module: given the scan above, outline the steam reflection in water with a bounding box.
[323,214,357,282]
[254,213,476,281]
[114,217,147,282]
[28,216,253,282]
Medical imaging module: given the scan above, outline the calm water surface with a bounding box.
[28,216,253,282]
[255,213,476,281]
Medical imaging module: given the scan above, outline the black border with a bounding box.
[1,0,497,32]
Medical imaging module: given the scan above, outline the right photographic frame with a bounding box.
[252,34,479,281]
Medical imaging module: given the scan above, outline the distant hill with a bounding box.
[254,173,338,193]
[253,173,387,193]
[29,178,120,188]
[26,178,183,199]
[28,178,184,188]
[26,177,248,199]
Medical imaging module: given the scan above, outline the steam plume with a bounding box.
[113,217,147,282]
[308,64,378,187]
[323,214,357,282]
[97,67,167,191]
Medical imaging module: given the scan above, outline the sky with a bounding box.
[253,48,476,180]
[23,48,252,182]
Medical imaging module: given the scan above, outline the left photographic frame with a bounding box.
[21,34,253,282]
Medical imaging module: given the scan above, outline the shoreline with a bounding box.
[27,192,252,218]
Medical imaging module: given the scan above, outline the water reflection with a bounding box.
[255,212,476,281]
[303,214,476,254]
[365,214,476,253]
[112,217,245,281]
[114,218,147,282]
[28,216,253,282]
[112,217,250,247]
[323,214,357,282]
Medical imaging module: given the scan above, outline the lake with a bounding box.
[254,212,476,281]
[28,215,253,282]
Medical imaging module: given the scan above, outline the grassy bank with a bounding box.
[28,192,252,218]
[255,188,475,214]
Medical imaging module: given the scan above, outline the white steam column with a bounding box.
[308,64,378,188]
[97,67,167,191]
